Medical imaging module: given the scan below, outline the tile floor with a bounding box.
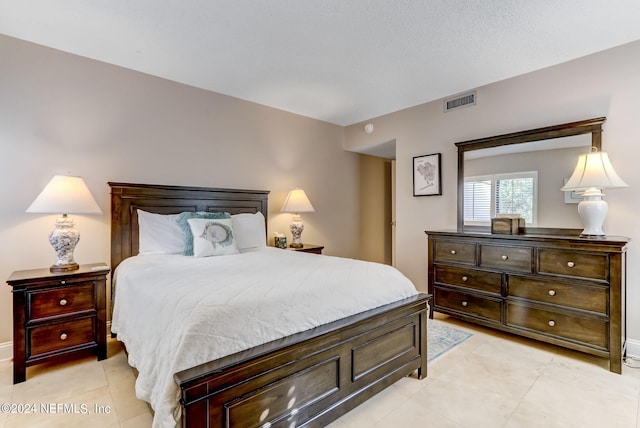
[1,314,639,427]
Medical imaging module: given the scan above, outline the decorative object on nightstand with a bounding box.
[6,263,110,383]
[273,233,287,249]
[561,147,628,237]
[280,188,315,248]
[287,244,324,255]
[26,175,102,272]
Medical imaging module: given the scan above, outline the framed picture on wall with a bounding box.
[413,153,442,196]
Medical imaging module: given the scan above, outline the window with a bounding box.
[464,171,537,225]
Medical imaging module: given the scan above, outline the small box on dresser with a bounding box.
[491,216,524,234]
[6,263,110,383]
[426,230,629,373]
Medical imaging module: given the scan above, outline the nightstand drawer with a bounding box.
[435,265,501,294]
[480,245,532,272]
[508,275,608,314]
[28,283,95,321]
[29,317,95,358]
[433,241,476,265]
[538,249,607,280]
[506,303,608,349]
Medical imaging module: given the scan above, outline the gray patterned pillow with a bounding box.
[187,218,239,257]
[176,211,231,256]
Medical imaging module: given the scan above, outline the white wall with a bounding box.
[0,35,361,344]
[345,40,640,343]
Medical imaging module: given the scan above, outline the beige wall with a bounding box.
[0,35,361,344]
[358,155,392,264]
[345,40,640,343]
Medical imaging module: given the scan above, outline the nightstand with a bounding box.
[6,263,110,384]
[287,244,324,254]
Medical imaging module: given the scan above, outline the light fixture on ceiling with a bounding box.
[364,123,374,134]
[26,175,102,272]
[561,147,628,237]
[281,189,315,248]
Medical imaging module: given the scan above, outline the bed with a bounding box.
[109,182,430,428]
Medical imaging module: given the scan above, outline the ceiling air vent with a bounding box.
[444,91,476,112]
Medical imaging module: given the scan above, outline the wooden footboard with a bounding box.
[174,294,430,428]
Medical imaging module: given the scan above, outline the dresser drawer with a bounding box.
[433,241,476,265]
[28,283,95,322]
[434,287,501,322]
[28,317,95,358]
[506,303,608,349]
[480,245,532,272]
[508,276,608,314]
[435,265,501,294]
[538,249,607,281]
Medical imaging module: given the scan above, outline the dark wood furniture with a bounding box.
[286,243,324,254]
[109,182,429,428]
[426,230,628,373]
[7,263,110,383]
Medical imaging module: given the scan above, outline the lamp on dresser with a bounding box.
[561,147,628,237]
[281,188,315,248]
[26,175,102,272]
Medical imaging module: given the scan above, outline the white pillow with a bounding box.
[137,210,184,255]
[232,212,266,250]
[187,218,239,257]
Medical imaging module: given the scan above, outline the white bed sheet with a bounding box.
[111,247,418,428]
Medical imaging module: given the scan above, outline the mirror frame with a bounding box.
[456,117,606,232]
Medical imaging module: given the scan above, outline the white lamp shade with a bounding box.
[561,150,628,192]
[281,189,315,213]
[26,175,102,215]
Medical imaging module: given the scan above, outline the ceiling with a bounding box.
[1,1,640,126]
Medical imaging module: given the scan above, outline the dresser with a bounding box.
[426,230,629,373]
[7,263,110,383]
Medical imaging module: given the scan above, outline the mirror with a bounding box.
[456,117,605,232]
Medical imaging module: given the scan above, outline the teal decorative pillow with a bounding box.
[187,218,239,257]
[176,211,231,256]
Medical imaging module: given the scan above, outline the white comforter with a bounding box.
[111,247,418,428]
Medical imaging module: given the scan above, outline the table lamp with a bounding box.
[561,147,628,237]
[281,189,315,248]
[26,175,102,272]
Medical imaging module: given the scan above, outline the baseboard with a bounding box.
[0,341,12,362]
[627,337,640,359]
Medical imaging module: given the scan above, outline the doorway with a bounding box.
[358,154,395,266]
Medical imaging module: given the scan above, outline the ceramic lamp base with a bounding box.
[49,214,80,272]
[289,217,305,248]
[577,192,608,237]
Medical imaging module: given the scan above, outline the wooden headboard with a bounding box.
[109,182,270,271]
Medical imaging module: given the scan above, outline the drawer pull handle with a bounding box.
[462,276,468,282]
[548,290,556,296]
[548,320,555,327]
[60,333,68,340]
[450,250,457,255]
[59,299,68,306]
[567,261,575,268]
[501,255,508,260]
[461,301,468,307]
[61,280,66,285]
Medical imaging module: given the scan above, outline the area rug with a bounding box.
[428,321,472,361]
